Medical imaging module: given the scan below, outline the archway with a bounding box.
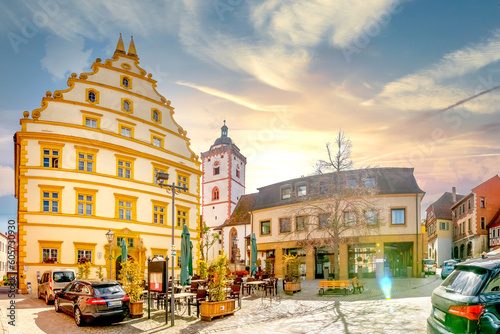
[229,227,238,263]
[467,242,472,258]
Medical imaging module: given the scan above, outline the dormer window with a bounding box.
[347,179,356,188]
[297,184,307,197]
[281,187,291,200]
[364,177,375,188]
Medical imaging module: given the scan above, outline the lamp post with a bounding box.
[106,229,115,280]
[156,172,187,327]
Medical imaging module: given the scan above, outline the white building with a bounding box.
[201,122,246,262]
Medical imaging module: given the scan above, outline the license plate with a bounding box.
[107,300,122,308]
[433,307,446,322]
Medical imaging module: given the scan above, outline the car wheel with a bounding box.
[54,297,61,312]
[74,307,85,327]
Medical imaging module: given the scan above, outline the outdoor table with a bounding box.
[246,280,265,295]
[165,292,197,315]
[190,279,205,283]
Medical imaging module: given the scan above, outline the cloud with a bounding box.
[177,81,287,112]
[0,166,14,197]
[365,29,500,112]
[40,35,92,80]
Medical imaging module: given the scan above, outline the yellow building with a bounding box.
[14,35,202,293]
[250,167,426,279]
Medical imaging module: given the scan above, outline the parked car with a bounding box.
[440,260,458,279]
[38,269,76,305]
[54,279,130,326]
[423,259,437,275]
[428,252,500,333]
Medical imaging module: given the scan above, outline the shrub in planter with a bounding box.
[283,254,301,293]
[77,261,92,279]
[119,260,143,318]
[199,259,208,279]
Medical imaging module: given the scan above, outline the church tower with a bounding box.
[201,122,246,260]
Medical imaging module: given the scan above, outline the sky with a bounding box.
[1,0,500,233]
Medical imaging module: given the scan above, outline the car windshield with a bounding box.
[424,260,435,265]
[93,284,125,296]
[442,266,488,296]
[53,271,75,283]
[444,261,457,267]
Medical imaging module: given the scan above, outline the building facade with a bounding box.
[452,175,500,258]
[426,190,464,265]
[14,35,202,293]
[250,167,426,279]
[200,123,246,262]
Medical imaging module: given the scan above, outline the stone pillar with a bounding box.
[306,246,315,280]
[339,243,349,280]
[274,247,283,279]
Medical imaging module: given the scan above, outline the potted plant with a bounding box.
[283,254,301,293]
[200,253,236,322]
[199,259,208,279]
[119,259,143,318]
[76,260,92,279]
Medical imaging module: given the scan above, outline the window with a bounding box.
[120,76,131,89]
[318,213,330,228]
[41,188,61,213]
[152,109,161,123]
[364,177,375,188]
[214,167,220,175]
[77,152,94,172]
[152,136,162,148]
[347,179,357,188]
[236,169,240,178]
[116,237,133,248]
[297,184,307,197]
[121,98,133,113]
[85,117,97,128]
[177,208,188,227]
[296,216,307,231]
[261,220,271,235]
[86,89,99,104]
[212,187,219,201]
[391,208,406,225]
[77,250,92,263]
[77,193,94,216]
[118,200,133,220]
[120,126,132,138]
[116,156,135,179]
[468,199,471,210]
[364,210,378,225]
[468,218,471,231]
[177,173,189,192]
[481,217,485,229]
[42,148,60,168]
[344,211,356,226]
[153,204,165,225]
[281,187,291,200]
[440,222,449,230]
[279,218,291,233]
[481,197,485,208]
[42,248,58,263]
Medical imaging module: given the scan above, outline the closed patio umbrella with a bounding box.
[120,238,127,263]
[189,241,193,276]
[251,232,257,276]
[180,224,191,285]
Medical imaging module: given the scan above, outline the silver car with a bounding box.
[38,269,76,304]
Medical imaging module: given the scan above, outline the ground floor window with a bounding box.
[348,243,376,278]
[78,250,92,263]
[315,246,334,279]
[284,248,306,278]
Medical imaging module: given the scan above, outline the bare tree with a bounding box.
[287,130,380,279]
[200,222,220,262]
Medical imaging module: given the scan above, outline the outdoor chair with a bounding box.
[265,278,277,297]
[244,277,255,295]
[190,281,198,293]
[229,284,241,308]
[234,277,242,285]
[188,289,207,317]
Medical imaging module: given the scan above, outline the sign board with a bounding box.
[148,260,167,293]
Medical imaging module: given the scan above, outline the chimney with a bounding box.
[452,187,457,203]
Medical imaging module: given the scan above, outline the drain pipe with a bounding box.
[416,193,419,277]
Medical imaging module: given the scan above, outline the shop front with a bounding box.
[348,243,376,279]
[384,242,413,277]
[315,246,334,279]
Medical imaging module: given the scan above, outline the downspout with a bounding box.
[416,193,419,277]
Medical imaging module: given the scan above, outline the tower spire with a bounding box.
[127,35,138,58]
[114,33,126,55]
[221,120,228,137]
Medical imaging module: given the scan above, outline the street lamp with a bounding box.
[106,229,115,280]
[156,172,187,326]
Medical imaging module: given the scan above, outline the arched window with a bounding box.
[212,187,219,201]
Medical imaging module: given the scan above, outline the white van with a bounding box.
[38,269,76,305]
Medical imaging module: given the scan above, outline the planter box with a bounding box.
[200,299,236,322]
[284,281,301,293]
[129,301,144,318]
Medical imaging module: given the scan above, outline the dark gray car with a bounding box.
[55,279,130,326]
[428,252,500,333]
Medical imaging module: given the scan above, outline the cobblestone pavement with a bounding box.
[0,274,442,334]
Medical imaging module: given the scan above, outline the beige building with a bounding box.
[250,168,426,279]
[14,35,202,293]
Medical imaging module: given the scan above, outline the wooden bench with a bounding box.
[352,277,365,294]
[318,280,351,295]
